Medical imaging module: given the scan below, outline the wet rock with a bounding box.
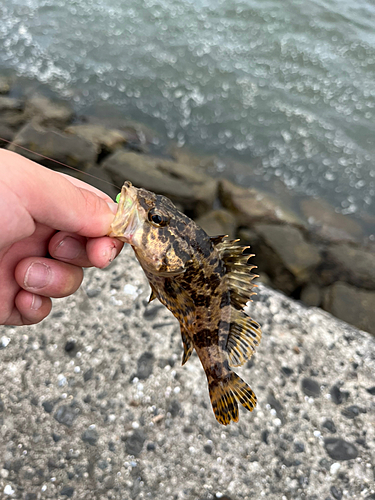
[81,427,99,446]
[300,284,322,307]
[125,429,146,456]
[0,76,11,94]
[24,94,73,128]
[65,123,129,153]
[60,486,75,498]
[324,438,358,461]
[0,96,23,111]
[219,179,304,227]
[195,209,237,238]
[0,123,16,145]
[8,122,97,170]
[319,244,375,289]
[252,224,321,293]
[102,151,217,216]
[300,198,363,243]
[323,281,375,334]
[0,96,25,129]
[301,378,320,397]
[54,405,79,427]
[136,352,154,380]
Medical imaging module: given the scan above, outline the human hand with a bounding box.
[0,150,123,326]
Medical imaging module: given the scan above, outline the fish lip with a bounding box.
[108,182,142,243]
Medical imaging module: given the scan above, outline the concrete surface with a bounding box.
[0,245,374,500]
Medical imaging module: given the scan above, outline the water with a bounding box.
[1,0,375,221]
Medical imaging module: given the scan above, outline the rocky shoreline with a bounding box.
[0,75,374,335]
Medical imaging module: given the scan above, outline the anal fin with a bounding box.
[227,310,262,367]
[181,327,194,365]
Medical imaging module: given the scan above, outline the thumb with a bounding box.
[3,151,118,238]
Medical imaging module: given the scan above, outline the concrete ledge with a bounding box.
[0,246,374,499]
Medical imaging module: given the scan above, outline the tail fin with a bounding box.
[208,372,257,426]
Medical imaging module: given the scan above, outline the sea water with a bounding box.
[1,0,374,220]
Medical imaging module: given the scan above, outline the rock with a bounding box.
[300,284,322,307]
[8,122,97,170]
[0,124,15,145]
[323,281,375,334]
[330,486,343,500]
[341,405,364,419]
[81,427,99,446]
[195,209,237,238]
[330,385,349,405]
[167,399,182,418]
[102,150,217,215]
[301,378,320,397]
[0,76,11,94]
[54,405,79,427]
[136,352,154,380]
[125,429,146,456]
[168,144,217,169]
[300,198,363,242]
[24,94,73,128]
[322,419,337,433]
[366,387,375,395]
[0,97,25,130]
[0,96,23,111]
[60,486,75,498]
[324,438,358,461]
[42,401,55,414]
[219,179,304,227]
[65,124,129,153]
[318,244,375,290]
[252,224,321,293]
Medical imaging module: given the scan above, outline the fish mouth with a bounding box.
[108,181,143,244]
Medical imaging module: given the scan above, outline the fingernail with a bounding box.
[30,294,42,310]
[107,202,118,215]
[24,262,51,289]
[54,236,82,260]
[109,246,117,263]
[101,246,117,268]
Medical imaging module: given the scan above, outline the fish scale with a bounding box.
[109,181,262,425]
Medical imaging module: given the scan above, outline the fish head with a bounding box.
[109,182,195,276]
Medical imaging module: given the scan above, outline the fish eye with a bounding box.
[148,208,169,227]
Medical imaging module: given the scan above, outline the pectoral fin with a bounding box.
[181,327,194,365]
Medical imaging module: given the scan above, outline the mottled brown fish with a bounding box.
[109,181,262,425]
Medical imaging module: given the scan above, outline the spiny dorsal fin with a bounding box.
[181,327,194,365]
[211,237,262,367]
[226,310,262,367]
[213,238,259,310]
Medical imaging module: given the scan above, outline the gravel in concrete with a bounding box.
[0,245,374,499]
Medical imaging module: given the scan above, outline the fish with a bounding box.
[109,181,262,425]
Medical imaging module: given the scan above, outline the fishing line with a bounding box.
[0,136,122,190]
